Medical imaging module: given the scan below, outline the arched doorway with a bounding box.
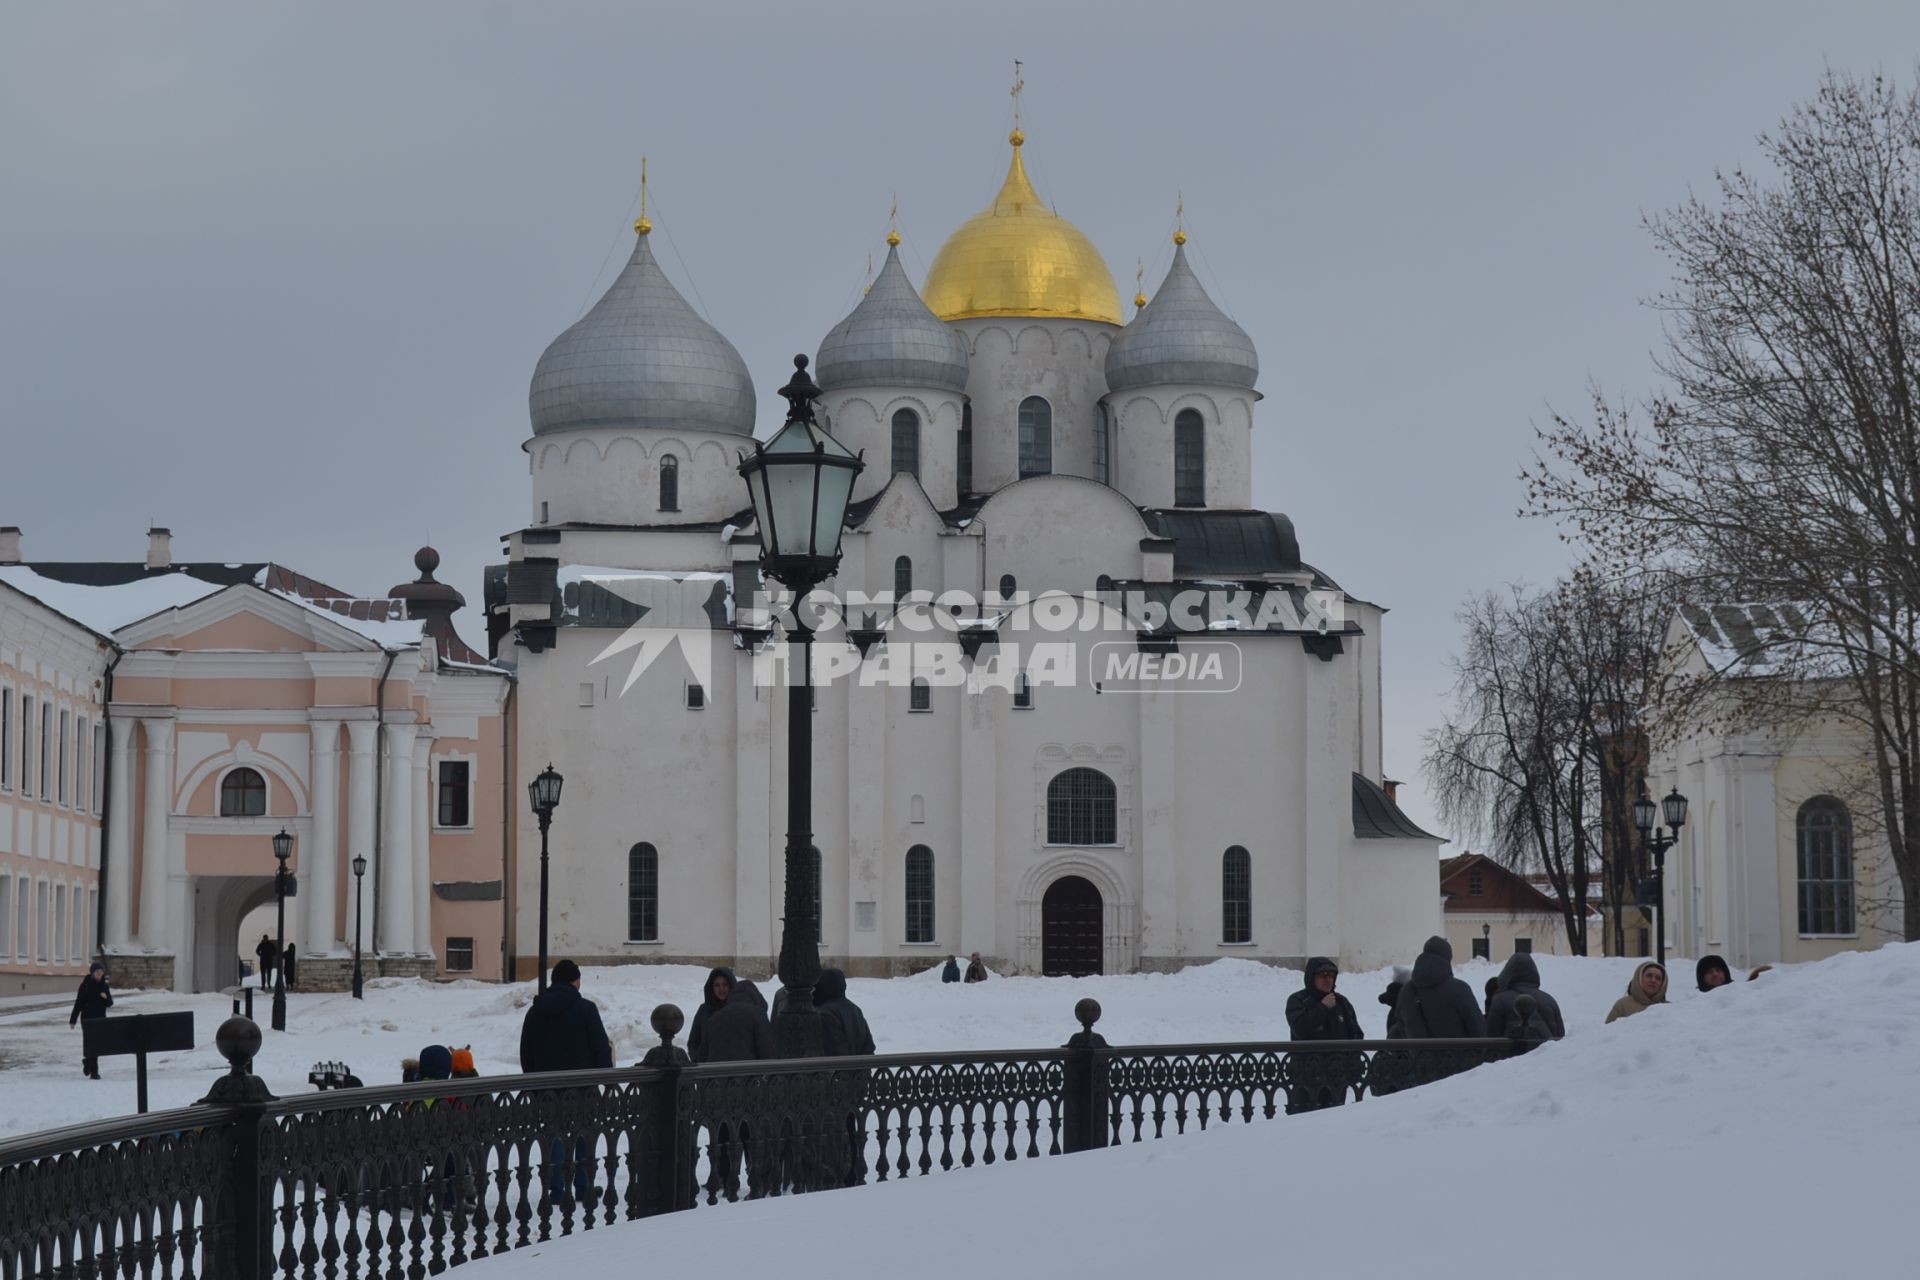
[1042,875,1104,977]
[189,875,277,992]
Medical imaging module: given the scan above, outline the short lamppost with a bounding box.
[1632,782,1689,968]
[350,852,368,1000]
[738,355,864,1059]
[270,828,295,1032]
[528,764,564,992]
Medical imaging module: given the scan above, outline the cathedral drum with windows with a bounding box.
[490,124,1444,978]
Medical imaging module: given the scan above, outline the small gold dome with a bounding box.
[921,136,1122,326]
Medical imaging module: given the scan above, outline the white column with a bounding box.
[381,722,416,955]
[1301,657,1343,959]
[137,718,174,951]
[305,720,341,955]
[344,720,378,952]
[957,668,997,960]
[411,734,432,958]
[735,647,773,963]
[1137,683,1176,966]
[102,716,136,949]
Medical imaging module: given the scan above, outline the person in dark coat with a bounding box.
[699,979,774,1064]
[1284,957,1363,1112]
[1483,952,1566,1041]
[941,957,961,983]
[254,934,278,987]
[813,968,875,1057]
[963,952,989,983]
[1393,936,1486,1039]
[518,959,612,1209]
[1697,954,1730,990]
[282,944,298,992]
[696,979,775,1199]
[813,967,877,1186]
[687,967,734,1064]
[70,963,112,1079]
[1377,965,1410,1039]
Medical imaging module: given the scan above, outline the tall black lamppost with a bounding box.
[739,355,864,1059]
[528,764,564,992]
[350,852,368,1000]
[270,828,295,1032]
[1632,782,1689,968]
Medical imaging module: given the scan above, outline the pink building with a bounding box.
[0,528,511,993]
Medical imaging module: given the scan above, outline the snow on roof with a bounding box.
[0,565,223,637]
[269,588,426,647]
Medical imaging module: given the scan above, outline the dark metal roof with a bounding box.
[1352,773,1442,841]
[1139,509,1301,576]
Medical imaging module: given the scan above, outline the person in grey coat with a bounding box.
[1483,952,1566,1040]
[1392,936,1486,1039]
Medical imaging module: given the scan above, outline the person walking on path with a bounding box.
[1606,960,1669,1023]
[1393,936,1486,1039]
[1285,958,1363,1112]
[70,963,113,1079]
[941,957,961,983]
[964,952,989,983]
[1484,952,1565,1040]
[688,967,734,1064]
[254,934,278,987]
[518,959,613,1209]
[282,944,298,992]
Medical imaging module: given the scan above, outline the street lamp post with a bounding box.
[528,764,564,992]
[350,852,368,1000]
[738,355,864,1060]
[270,828,295,1032]
[1632,782,1689,968]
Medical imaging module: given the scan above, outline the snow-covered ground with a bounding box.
[0,950,1772,1136]
[4,950,1913,1274]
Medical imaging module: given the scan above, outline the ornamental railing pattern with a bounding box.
[0,999,1535,1280]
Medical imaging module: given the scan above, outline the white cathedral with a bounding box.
[487,126,1441,977]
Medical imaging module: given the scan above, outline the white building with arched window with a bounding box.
[491,124,1443,978]
[1648,604,1904,968]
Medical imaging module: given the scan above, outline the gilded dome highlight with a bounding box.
[921,134,1123,326]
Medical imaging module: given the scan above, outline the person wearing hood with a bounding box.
[813,969,876,1058]
[941,957,962,984]
[688,967,734,1064]
[1377,966,1411,1039]
[519,959,612,1210]
[699,978,775,1064]
[1606,960,1669,1023]
[1484,952,1566,1040]
[1393,936,1486,1039]
[1285,958,1364,1111]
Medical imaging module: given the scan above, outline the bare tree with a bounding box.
[1423,574,1672,955]
[1526,69,1920,941]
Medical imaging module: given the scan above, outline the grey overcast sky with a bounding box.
[5,2,1918,841]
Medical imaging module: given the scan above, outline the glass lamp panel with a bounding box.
[765,462,821,558]
[1663,789,1689,829]
[1632,793,1657,833]
[812,463,856,558]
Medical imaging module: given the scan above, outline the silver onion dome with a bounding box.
[816,244,970,394]
[529,230,756,436]
[1103,242,1258,394]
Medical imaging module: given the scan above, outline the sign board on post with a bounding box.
[82,1012,196,1114]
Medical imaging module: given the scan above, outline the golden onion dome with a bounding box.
[921,131,1123,326]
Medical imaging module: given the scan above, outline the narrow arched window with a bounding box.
[1797,797,1854,935]
[998,574,1017,600]
[220,768,266,817]
[1018,396,1053,478]
[628,842,659,942]
[958,403,974,494]
[1095,574,1116,597]
[1174,409,1205,506]
[910,678,931,712]
[891,408,920,480]
[658,454,679,511]
[1093,405,1111,485]
[1012,672,1033,709]
[1222,846,1251,943]
[894,555,913,598]
[905,845,935,943]
[1047,768,1117,845]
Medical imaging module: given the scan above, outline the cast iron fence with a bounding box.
[0,997,1536,1280]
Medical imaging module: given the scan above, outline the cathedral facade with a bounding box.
[488,128,1441,977]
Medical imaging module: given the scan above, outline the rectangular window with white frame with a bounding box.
[445,936,475,972]
[58,709,69,805]
[20,695,33,797]
[1,686,12,789]
[40,701,51,800]
[435,758,472,829]
[0,875,11,958]
[75,718,87,814]
[93,725,106,813]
